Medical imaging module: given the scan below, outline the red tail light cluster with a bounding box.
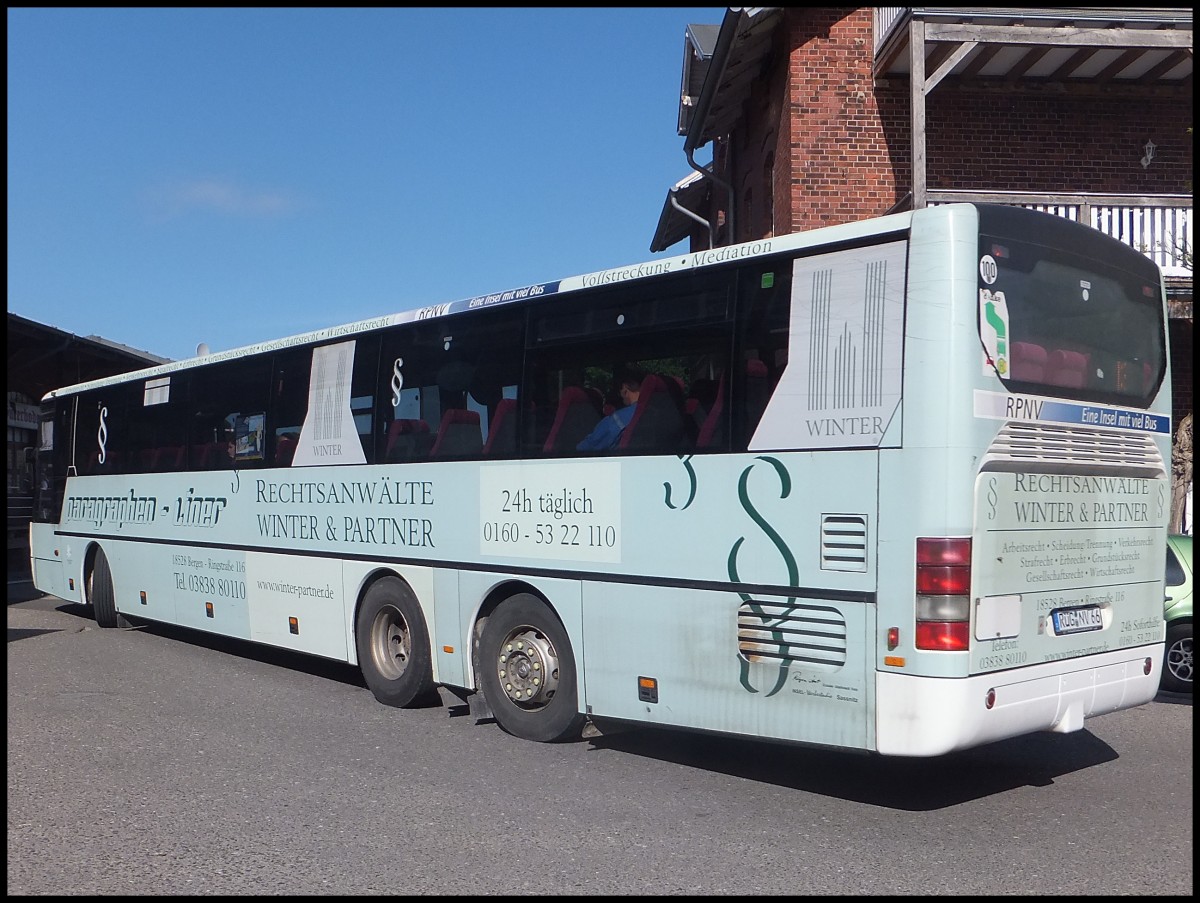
[915,537,971,651]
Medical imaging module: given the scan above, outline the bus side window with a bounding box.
[76,391,128,475]
[120,374,188,474]
[734,264,791,450]
[742,359,771,433]
[430,409,483,458]
[270,348,312,467]
[266,336,380,468]
[526,270,733,457]
[379,309,523,463]
[543,386,602,453]
[190,357,271,470]
[350,334,380,463]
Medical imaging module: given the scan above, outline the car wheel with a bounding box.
[1162,621,1193,694]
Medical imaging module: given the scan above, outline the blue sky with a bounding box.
[7,7,724,362]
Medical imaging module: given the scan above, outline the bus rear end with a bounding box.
[876,204,1171,755]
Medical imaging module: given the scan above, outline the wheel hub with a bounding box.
[371,606,411,680]
[496,628,560,708]
[1167,635,1193,685]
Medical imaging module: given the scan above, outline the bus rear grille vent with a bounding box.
[737,601,847,671]
[981,422,1165,477]
[821,514,867,572]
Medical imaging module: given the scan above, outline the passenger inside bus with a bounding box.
[616,372,689,451]
[577,370,643,451]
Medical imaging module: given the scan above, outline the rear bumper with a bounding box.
[875,645,1163,756]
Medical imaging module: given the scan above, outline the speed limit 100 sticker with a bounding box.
[980,254,998,285]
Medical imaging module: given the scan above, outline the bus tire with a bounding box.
[88,547,126,629]
[1162,621,1192,695]
[478,593,585,743]
[355,576,437,708]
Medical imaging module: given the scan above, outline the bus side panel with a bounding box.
[241,551,347,660]
[29,522,69,601]
[570,450,878,748]
[108,539,180,624]
[582,583,875,750]
[147,541,350,662]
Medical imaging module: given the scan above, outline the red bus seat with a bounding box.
[1046,349,1088,389]
[543,387,600,452]
[1010,342,1048,381]
[430,409,483,458]
[618,374,688,451]
[385,418,431,461]
[695,372,727,449]
[482,398,518,455]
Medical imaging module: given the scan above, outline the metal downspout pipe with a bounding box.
[686,146,734,247]
[670,180,715,249]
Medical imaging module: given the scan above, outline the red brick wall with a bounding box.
[926,91,1191,195]
[781,9,898,231]
[718,8,1193,236]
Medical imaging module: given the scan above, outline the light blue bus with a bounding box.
[30,203,1172,755]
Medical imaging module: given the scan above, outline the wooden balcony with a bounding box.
[872,9,1193,287]
[874,8,1192,84]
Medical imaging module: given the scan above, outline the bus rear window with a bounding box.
[979,231,1165,408]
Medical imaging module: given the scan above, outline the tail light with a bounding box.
[915,537,971,651]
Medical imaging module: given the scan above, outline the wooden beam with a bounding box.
[1096,48,1146,84]
[910,18,926,210]
[1137,50,1192,84]
[925,41,978,92]
[925,23,1192,50]
[1048,47,1100,79]
[962,42,1004,76]
[1005,45,1055,81]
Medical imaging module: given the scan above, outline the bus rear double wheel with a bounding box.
[478,593,585,743]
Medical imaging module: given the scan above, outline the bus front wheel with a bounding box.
[86,547,126,629]
[356,576,437,708]
[478,593,585,743]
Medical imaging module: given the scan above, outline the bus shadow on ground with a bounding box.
[54,602,376,691]
[583,721,1121,811]
[7,627,62,643]
[51,599,1186,805]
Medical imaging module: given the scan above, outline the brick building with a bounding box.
[651,7,1192,436]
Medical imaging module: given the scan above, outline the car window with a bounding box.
[1165,546,1185,587]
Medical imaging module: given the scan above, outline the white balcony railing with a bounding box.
[874,7,906,54]
[928,191,1193,276]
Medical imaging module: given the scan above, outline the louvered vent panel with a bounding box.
[981,422,1165,476]
[738,601,847,671]
[821,514,867,572]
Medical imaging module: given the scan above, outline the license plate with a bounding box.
[1051,606,1103,635]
